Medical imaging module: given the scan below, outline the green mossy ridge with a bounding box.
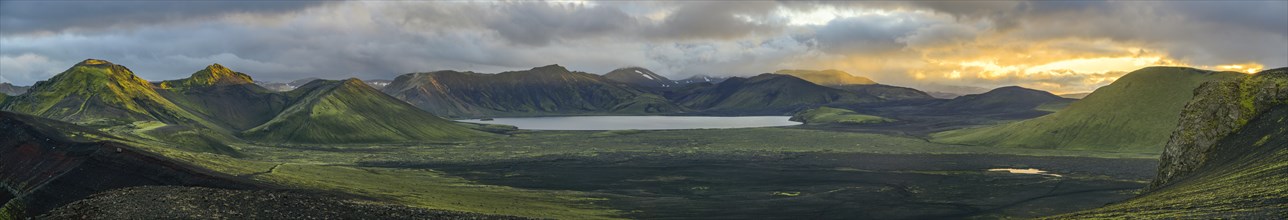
[791,107,893,125]
[0,59,218,128]
[774,69,877,85]
[158,64,255,89]
[932,67,1242,153]
[243,78,491,143]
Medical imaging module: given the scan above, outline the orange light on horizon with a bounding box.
[1214,64,1262,74]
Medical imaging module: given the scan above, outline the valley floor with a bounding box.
[95,123,1160,219]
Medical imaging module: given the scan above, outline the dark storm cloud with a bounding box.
[0,1,1284,91]
[486,3,637,46]
[810,13,930,54]
[0,1,327,35]
[644,2,782,40]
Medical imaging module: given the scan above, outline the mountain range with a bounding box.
[381,65,683,118]
[0,59,481,144]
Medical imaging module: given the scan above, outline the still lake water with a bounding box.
[456,116,800,130]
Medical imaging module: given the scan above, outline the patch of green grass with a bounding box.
[791,107,893,125]
[258,164,621,219]
[591,129,644,137]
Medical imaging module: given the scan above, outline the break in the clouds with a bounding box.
[1,1,1285,94]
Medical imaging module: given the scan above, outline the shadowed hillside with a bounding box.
[0,111,258,218]
[156,64,291,131]
[666,74,880,115]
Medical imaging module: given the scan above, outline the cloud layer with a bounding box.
[2,1,1284,94]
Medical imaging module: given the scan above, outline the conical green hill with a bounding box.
[0,59,213,127]
[242,78,489,143]
[158,63,255,89]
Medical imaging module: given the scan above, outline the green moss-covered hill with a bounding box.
[790,107,893,125]
[382,65,682,118]
[156,64,291,131]
[932,67,1242,153]
[157,64,255,89]
[603,67,677,88]
[667,74,881,115]
[774,69,876,85]
[0,59,214,127]
[243,79,490,143]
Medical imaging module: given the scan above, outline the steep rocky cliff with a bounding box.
[1152,68,1288,189]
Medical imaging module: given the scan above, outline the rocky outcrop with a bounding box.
[38,186,531,220]
[1152,68,1288,189]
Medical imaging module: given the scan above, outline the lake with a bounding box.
[456,116,800,130]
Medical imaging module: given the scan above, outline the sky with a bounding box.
[1,1,1285,94]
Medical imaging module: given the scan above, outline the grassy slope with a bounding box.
[0,59,216,128]
[774,69,876,85]
[383,65,681,118]
[1050,105,1287,218]
[670,74,879,113]
[791,107,893,125]
[243,79,489,143]
[932,67,1241,153]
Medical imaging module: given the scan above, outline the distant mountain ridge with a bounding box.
[0,82,29,95]
[774,69,876,85]
[674,75,728,85]
[382,65,682,118]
